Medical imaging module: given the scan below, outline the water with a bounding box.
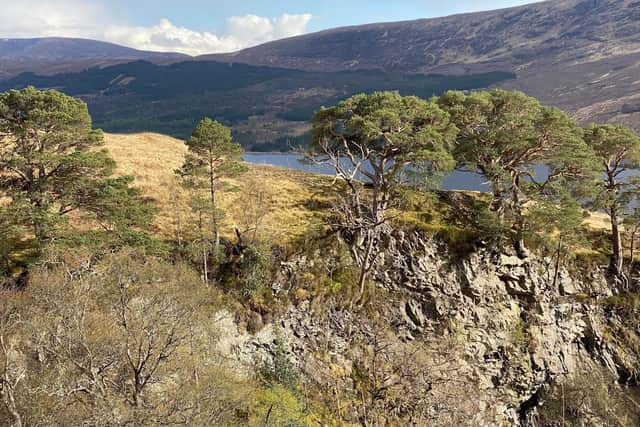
[243,152,492,192]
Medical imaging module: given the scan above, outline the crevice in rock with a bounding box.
[518,381,547,426]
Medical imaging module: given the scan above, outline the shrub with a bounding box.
[532,368,640,426]
[260,329,300,390]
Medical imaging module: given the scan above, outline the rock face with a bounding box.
[232,231,640,425]
[377,232,611,424]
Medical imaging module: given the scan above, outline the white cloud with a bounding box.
[0,0,109,38]
[226,14,313,48]
[104,14,313,56]
[0,1,313,56]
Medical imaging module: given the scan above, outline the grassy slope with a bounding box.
[103,131,611,255]
[103,132,333,243]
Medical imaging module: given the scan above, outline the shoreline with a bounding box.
[243,151,303,155]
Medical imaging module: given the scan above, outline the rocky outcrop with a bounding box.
[375,231,614,424]
[231,230,640,425]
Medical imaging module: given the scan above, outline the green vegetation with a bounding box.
[584,124,640,284]
[529,192,587,287]
[0,87,155,273]
[310,91,457,303]
[438,89,596,257]
[176,118,247,279]
[4,86,640,426]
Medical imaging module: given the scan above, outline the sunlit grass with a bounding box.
[103,132,334,243]
[102,132,613,251]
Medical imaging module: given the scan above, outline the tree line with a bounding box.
[2,87,640,295]
[309,90,640,303]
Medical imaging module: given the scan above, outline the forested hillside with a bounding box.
[0,61,513,150]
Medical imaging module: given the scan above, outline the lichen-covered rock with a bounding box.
[374,232,640,425]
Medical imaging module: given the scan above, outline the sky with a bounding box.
[0,0,536,56]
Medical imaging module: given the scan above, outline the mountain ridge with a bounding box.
[199,0,638,73]
[0,37,189,79]
[0,37,188,60]
[198,0,640,130]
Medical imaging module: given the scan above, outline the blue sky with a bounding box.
[110,0,534,32]
[1,0,536,55]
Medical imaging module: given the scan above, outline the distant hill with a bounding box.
[0,60,513,150]
[0,38,188,61]
[201,0,640,130]
[0,37,188,79]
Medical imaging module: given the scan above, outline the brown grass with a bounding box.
[583,211,611,231]
[103,132,333,243]
[102,132,612,245]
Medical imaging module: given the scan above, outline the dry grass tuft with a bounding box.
[103,132,332,242]
[583,211,611,231]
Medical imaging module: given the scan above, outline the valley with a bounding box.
[0,61,512,149]
[3,1,640,425]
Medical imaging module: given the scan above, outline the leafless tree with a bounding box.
[349,328,473,426]
[238,176,271,242]
[305,306,481,427]
[0,291,24,427]
[114,277,190,408]
[310,135,396,306]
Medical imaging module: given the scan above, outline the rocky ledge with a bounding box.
[227,231,640,425]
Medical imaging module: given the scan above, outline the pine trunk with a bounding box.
[198,212,208,284]
[610,204,625,279]
[209,162,220,259]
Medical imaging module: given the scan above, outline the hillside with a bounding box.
[202,0,640,130]
[102,132,611,240]
[102,132,333,242]
[6,130,640,426]
[0,61,512,148]
[0,37,188,79]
